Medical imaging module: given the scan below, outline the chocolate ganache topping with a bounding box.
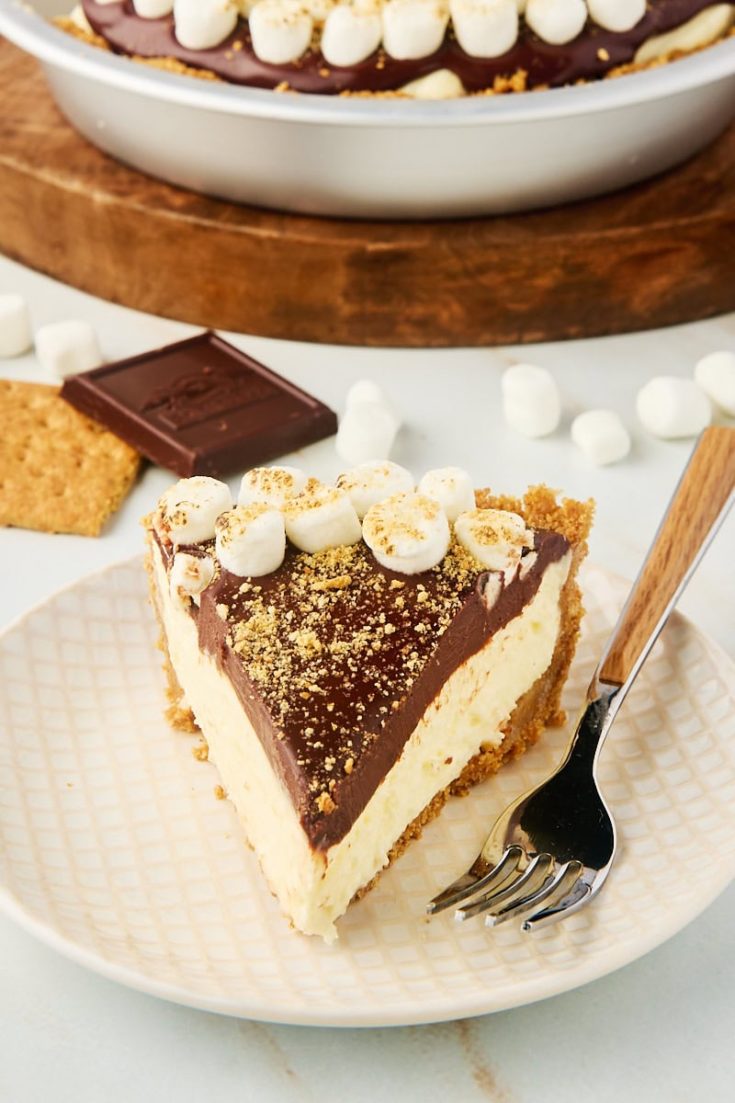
[155,527,569,851]
[82,0,719,95]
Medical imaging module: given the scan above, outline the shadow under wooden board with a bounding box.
[1,40,734,348]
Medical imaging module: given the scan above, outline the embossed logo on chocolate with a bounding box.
[141,360,280,430]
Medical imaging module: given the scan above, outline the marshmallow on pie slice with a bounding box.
[454,508,531,573]
[336,461,415,519]
[382,0,450,60]
[170,552,216,603]
[249,0,314,64]
[418,467,475,522]
[321,1,384,67]
[586,0,645,33]
[363,492,450,574]
[215,503,287,577]
[284,479,362,553]
[450,0,518,58]
[156,477,233,545]
[173,0,239,49]
[238,465,309,510]
[524,0,587,45]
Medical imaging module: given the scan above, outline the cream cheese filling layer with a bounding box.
[152,541,570,940]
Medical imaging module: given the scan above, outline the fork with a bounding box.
[428,426,735,932]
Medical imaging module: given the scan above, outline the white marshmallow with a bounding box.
[587,0,644,33]
[156,477,233,545]
[450,0,518,58]
[69,3,93,31]
[238,465,308,509]
[363,492,450,575]
[133,0,175,17]
[525,0,587,44]
[571,409,631,466]
[0,294,32,358]
[346,378,388,410]
[170,552,215,604]
[215,503,286,577]
[249,0,314,64]
[636,377,712,440]
[382,0,449,60]
[173,0,238,50]
[284,479,362,553]
[418,466,475,521]
[336,401,400,465]
[694,351,735,417]
[321,2,383,67]
[400,68,465,97]
[35,320,103,379]
[635,5,734,65]
[455,508,531,572]
[501,363,562,438]
[336,461,415,519]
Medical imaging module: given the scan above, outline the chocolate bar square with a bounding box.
[60,331,337,478]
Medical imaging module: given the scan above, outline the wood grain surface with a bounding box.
[599,426,735,687]
[1,40,734,347]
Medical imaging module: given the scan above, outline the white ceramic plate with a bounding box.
[0,558,733,1026]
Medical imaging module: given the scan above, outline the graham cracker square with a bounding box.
[0,380,141,536]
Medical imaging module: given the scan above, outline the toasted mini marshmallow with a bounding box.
[35,320,103,380]
[321,1,383,66]
[173,0,238,49]
[336,401,400,465]
[501,363,562,438]
[418,467,475,521]
[336,461,415,519]
[636,377,711,440]
[133,0,175,17]
[249,0,314,63]
[635,5,734,65]
[571,410,631,466]
[156,477,233,545]
[215,503,286,577]
[0,294,32,358]
[363,492,450,574]
[400,68,465,97]
[238,465,309,509]
[170,552,215,604]
[382,0,449,60]
[284,479,362,553]
[587,0,644,33]
[455,508,531,572]
[525,0,587,44]
[694,351,735,417]
[450,0,518,58]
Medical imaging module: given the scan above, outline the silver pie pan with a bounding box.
[2,0,735,218]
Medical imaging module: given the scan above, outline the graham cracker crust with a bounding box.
[144,486,593,912]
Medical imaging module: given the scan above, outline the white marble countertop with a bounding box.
[1,254,733,1102]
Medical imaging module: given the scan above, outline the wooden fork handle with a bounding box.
[599,426,735,687]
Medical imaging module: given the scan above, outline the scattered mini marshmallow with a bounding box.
[418,466,475,521]
[170,552,215,603]
[35,320,103,380]
[382,0,450,61]
[501,363,562,438]
[570,409,631,466]
[249,0,314,64]
[449,0,518,58]
[336,401,400,465]
[336,461,415,519]
[524,0,587,44]
[0,294,32,358]
[173,0,238,50]
[586,0,645,33]
[636,376,712,439]
[363,492,450,574]
[133,0,174,16]
[156,477,233,545]
[345,379,388,410]
[694,350,735,417]
[284,479,362,553]
[321,2,383,67]
[454,508,531,572]
[215,503,286,577]
[238,465,308,509]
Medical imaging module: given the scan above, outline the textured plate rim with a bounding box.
[0,555,734,1027]
[1,0,734,127]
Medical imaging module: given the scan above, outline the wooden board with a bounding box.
[1,40,734,348]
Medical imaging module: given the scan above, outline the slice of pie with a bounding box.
[144,463,593,940]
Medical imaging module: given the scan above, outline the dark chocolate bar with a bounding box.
[60,331,337,478]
